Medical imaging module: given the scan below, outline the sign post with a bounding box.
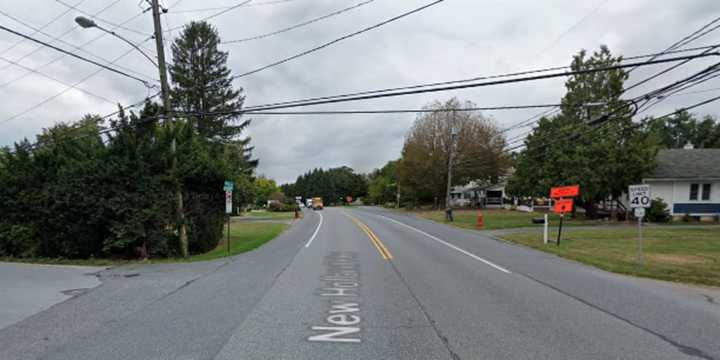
[550,185,580,247]
[629,184,651,264]
[224,181,234,255]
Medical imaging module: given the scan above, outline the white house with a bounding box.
[449,180,508,208]
[642,147,720,220]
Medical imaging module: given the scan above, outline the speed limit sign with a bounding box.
[628,184,651,208]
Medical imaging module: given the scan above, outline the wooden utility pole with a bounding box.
[151,0,188,257]
[445,110,458,221]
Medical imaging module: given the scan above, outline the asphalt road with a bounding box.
[0,263,103,330]
[1,206,718,359]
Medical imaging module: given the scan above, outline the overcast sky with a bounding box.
[1,0,719,183]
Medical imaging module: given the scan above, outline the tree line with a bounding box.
[281,167,368,206]
[0,22,257,259]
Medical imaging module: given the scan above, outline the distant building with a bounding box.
[642,145,720,220]
[449,180,509,208]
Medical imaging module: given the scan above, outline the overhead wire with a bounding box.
[240,44,720,111]
[504,16,720,149]
[221,0,376,44]
[0,55,117,105]
[0,0,86,58]
[0,36,156,126]
[0,24,153,87]
[232,0,444,79]
[7,45,720,154]
[4,93,161,154]
[0,8,157,81]
[0,10,158,90]
[0,0,124,74]
[240,53,719,112]
[167,0,297,14]
[164,0,254,33]
[54,0,153,37]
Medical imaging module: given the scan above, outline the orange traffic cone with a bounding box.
[476,211,484,229]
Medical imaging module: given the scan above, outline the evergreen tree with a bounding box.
[169,21,256,173]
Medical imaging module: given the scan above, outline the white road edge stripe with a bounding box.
[379,215,511,274]
[305,212,324,248]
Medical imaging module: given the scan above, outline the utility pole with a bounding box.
[151,0,188,257]
[396,184,400,209]
[445,110,458,221]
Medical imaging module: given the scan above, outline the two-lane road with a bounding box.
[1,207,718,359]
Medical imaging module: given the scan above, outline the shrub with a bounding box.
[646,198,670,223]
[268,202,297,212]
[0,224,38,257]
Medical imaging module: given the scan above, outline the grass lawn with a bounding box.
[187,222,288,262]
[415,209,599,230]
[500,227,720,286]
[1,222,289,266]
[242,210,297,220]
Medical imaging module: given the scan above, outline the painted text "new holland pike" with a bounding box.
[308,251,362,343]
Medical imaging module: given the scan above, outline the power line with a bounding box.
[241,44,720,111]
[210,103,563,115]
[232,0,444,79]
[55,0,153,37]
[533,0,610,57]
[242,53,719,112]
[502,65,720,153]
[505,15,720,147]
[0,12,157,90]
[0,24,153,87]
[0,55,116,104]
[164,0,253,32]
[0,37,156,126]
[0,0,124,74]
[221,0,376,44]
[0,0,85,58]
[168,0,297,14]
[4,93,160,154]
[0,8,156,83]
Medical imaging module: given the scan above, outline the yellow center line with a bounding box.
[345,213,393,260]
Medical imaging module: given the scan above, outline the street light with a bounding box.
[75,16,159,68]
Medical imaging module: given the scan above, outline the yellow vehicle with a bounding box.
[311,197,324,210]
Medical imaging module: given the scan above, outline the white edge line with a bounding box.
[305,212,324,248]
[379,215,511,274]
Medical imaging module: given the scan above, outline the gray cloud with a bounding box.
[1,0,720,183]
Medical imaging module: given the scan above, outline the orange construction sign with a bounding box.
[550,185,580,199]
[553,199,574,214]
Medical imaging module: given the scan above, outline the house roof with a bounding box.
[647,149,720,180]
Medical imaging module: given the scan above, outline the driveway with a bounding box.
[0,262,104,330]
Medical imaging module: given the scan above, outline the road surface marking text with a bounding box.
[380,215,511,274]
[304,212,324,248]
[308,251,362,343]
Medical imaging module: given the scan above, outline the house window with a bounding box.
[690,184,699,200]
[702,184,712,201]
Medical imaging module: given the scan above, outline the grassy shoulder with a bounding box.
[499,227,720,287]
[241,210,297,220]
[415,209,599,230]
[184,222,289,262]
[1,222,289,266]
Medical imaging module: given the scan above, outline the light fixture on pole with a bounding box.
[75,16,159,68]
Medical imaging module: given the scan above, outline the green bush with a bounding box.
[0,224,38,257]
[646,198,670,223]
[268,202,297,212]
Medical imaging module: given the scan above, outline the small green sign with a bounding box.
[223,181,234,192]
